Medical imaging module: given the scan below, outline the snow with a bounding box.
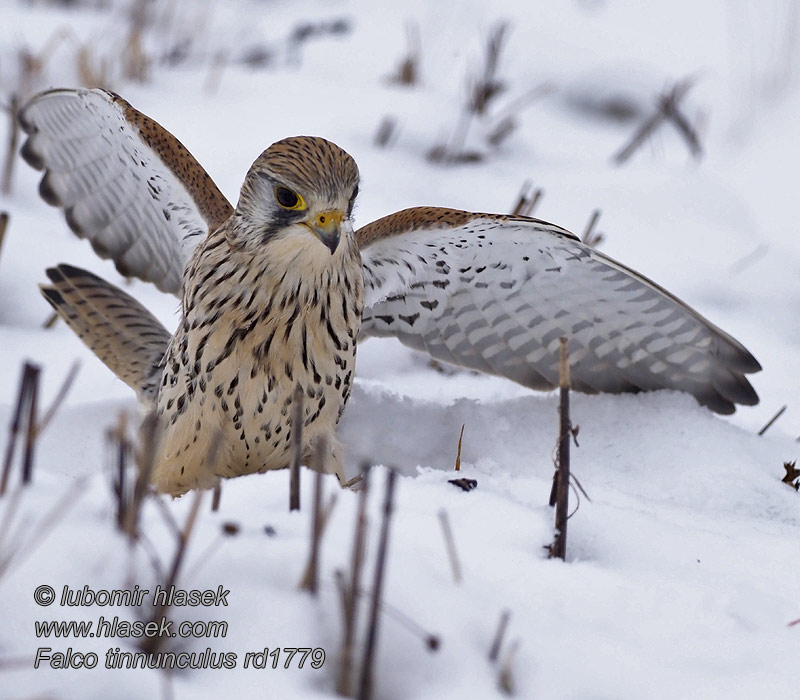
[1,1,799,698]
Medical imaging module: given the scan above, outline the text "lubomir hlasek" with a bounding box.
[57,585,229,607]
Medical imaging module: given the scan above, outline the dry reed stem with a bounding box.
[357,469,398,700]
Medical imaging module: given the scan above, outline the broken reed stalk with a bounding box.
[22,365,41,485]
[498,638,520,696]
[307,470,323,595]
[0,212,8,264]
[1,362,39,496]
[2,95,19,196]
[337,465,370,696]
[488,609,511,662]
[358,469,398,700]
[549,338,571,560]
[108,413,130,530]
[36,360,80,434]
[758,405,787,436]
[581,209,604,247]
[510,181,543,217]
[299,439,337,594]
[299,490,337,592]
[289,386,304,511]
[455,424,465,471]
[141,489,204,654]
[437,509,462,584]
[125,413,160,539]
[613,77,701,164]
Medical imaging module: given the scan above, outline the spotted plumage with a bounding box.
[22,88,761,494]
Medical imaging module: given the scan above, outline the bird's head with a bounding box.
[231,135,359,257]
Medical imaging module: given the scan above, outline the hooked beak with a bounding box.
[307,209,344,254]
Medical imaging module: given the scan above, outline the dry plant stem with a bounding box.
[298,489,337,590]
[1,363,36,496]
[36,360,80,435]
[511,183,543,217]
[337,466,370,696]
[110,413,129,530]
[582,209,601,243]
[549,338,571,560]
[614,78,700,164]
[498,638,520,695]
[758,405,787,436]
[488,609,511,662]
[141,490,204,654]
[126,413,159,539]
[306,470,324,594]
[2,95,19,196]
[0,212,8,265]
[22,364,41,485]
[358,469,398,700]
[455,424,465,471]
[437,509,462,584]
[290,386,304,511]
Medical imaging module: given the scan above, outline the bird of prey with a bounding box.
[19,89,760,494]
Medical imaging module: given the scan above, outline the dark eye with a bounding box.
[275,186,304,210]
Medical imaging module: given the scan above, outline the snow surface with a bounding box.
[1,1,799,699]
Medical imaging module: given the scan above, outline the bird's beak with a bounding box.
[307,209,344,254]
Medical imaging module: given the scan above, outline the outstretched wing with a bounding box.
[356,207,760,414]
[19,88,233,295]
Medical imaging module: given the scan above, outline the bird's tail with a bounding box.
[40,264,172,404]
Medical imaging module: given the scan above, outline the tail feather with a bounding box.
[41,264,171,404]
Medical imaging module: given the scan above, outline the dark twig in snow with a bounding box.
[358,469,398,700]
[758,405,787,436]
[549,338,571,560]
[437,509,462,584]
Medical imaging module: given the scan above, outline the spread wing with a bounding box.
[356,207,761,414]
[18,88,233,294]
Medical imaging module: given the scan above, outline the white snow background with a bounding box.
[0,1,798,698]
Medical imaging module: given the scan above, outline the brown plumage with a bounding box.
[43,136,363,496]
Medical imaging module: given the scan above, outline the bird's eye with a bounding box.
[275,186,305,210]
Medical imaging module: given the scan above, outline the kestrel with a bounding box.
[19,89,760,494]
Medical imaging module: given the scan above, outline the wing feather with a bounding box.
[358,207,760,414]
[19,88,234,295]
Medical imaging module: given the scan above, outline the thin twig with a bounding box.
[581,209,604,247]
[757,405,787,436]
[488,609,511,662]
[549,338,571,560]
[498,638,520,695]
[358,469,398,700]
[21,364,40,485]
[36,360,80,435]
[337,465,370,696]
[437,509,462,584]
[454,424,465,471]
[126,413,159,539]
[613,77,701,165]
[1,363,35,496]
[1,95,19,195]
[290,386,304,511]
[0,212,8,266]
[141,489,204,654]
